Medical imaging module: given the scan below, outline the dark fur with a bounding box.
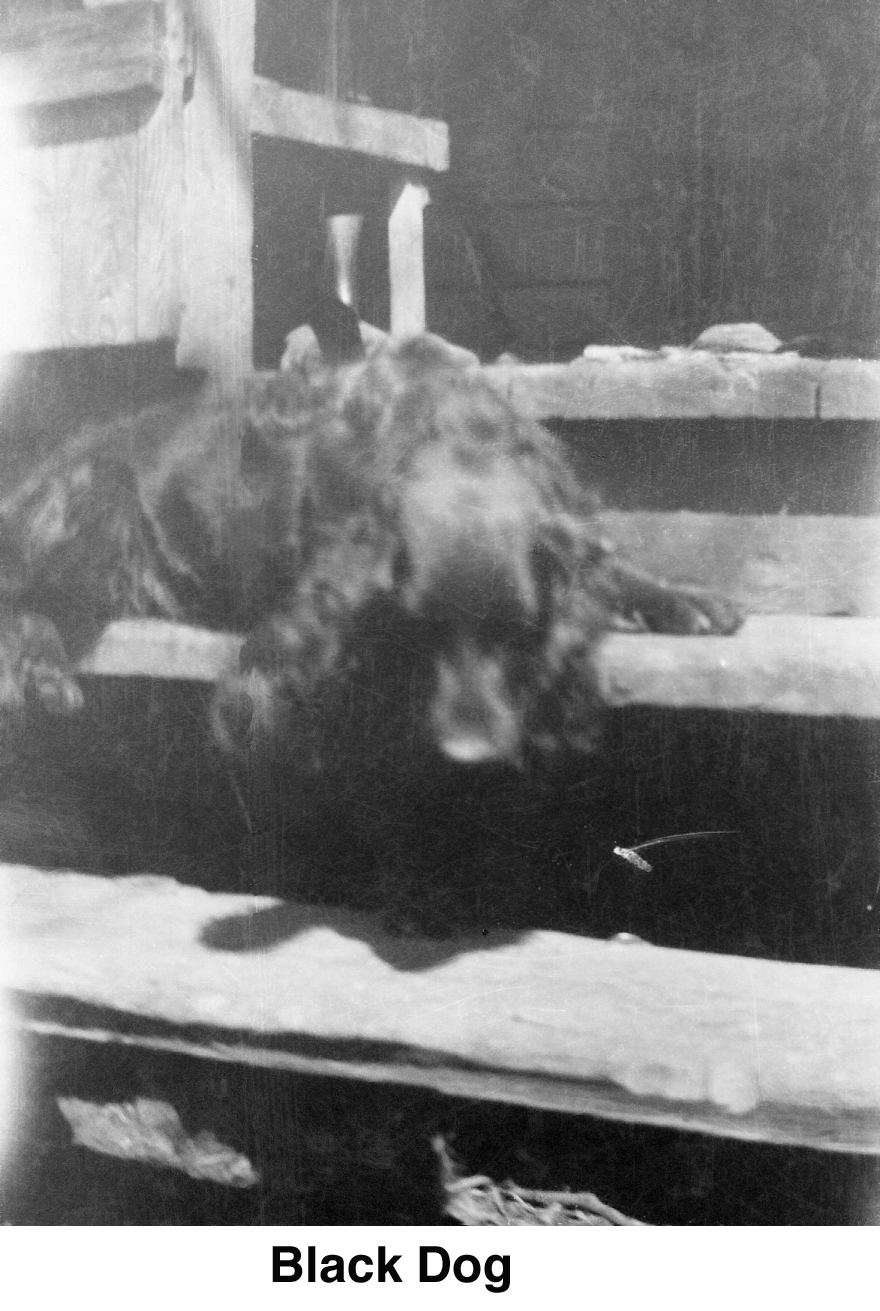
[214,338,740,769]
[0,336,741,930]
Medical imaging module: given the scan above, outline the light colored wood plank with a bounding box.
[602,512,880,618]
[0,0,184,351]
[485,356,880,421]
[5,867,880,1153]
[176,0,254,391]
[78,618,240,681]
[76,615,880,720]
[57,129,139,344]
[489,355,820,420]
[817,360,880,420]
[388,178,429,336]
[251,76,449,173]
[600,615,880,717]
[0,2,164,110]
[11,113,142,348]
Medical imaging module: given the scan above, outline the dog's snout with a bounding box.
[431,643,522,766]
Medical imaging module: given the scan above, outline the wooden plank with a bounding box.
[0,2,164,110]
[76,615,880,719]
[4,866,880,1153]
[176,0,254,391]
[489,355,821,420]
[55,130,139,344]
[817,360,880,420]
[485,356,880,421]
[602,512,880,618]
[78,618,240,681]
[0,0,184,352]
[251,76,449,173]
[600,615,880,717]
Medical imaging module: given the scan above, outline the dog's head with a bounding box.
[215,338,611,772]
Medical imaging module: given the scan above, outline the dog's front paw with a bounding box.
[657,587,744,636]
[0,612,84,720]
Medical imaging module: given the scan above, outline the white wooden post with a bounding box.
[388,177,429,337]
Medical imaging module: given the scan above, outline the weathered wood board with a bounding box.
[814,360,880,421]
[0,0,184,352]
[485,355,880,421]
[4,867,879,1153]
[2,0,253,374]
[0,2,164,111]
[77,615,880,720]
[599,615,880,718]
[602,512,880,618]
[251,76,449,172]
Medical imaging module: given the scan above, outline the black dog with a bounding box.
[0,336,741,930]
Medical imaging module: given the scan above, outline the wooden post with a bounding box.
[175,0,254,393]
[326,213,363,309]
[388,177,429,337]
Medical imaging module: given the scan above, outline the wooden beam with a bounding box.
[251,76,449,173]
[76,615,880,719]
[0,2,164,111]
[78,618,240,682]
[818,360,880,420]
[485,356,880,421]
[601,512,880,619]
[4,867,879,1153]
[599,615,880,717]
